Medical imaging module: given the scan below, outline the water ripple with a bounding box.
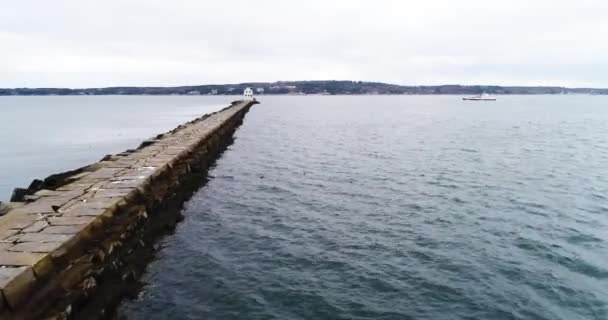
[119,96,608,320]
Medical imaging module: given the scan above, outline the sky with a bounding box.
[1,0,607,88]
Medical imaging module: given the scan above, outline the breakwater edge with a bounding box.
[0,100,256,319]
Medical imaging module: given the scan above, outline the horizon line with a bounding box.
[1,81,607,91]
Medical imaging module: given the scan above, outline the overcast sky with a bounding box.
[1,0,607,88]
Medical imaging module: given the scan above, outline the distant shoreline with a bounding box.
[1,93,606,97]
[1,81,606,96]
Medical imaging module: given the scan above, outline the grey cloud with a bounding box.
[0,0,607,87]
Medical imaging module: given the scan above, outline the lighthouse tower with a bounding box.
[243,87,254,101]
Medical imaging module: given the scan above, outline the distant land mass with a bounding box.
[1,81,606,96]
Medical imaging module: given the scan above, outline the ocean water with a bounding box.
[109,95,608,320]
[1,95,607,319]
[0,95,234,200]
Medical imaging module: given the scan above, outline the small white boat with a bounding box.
[463,93,496,101]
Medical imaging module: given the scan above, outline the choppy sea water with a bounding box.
[0,95,233,200]
[111,95,608,320]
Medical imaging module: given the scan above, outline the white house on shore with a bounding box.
[244,87,254,100]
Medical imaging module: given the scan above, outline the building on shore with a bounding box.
[244,87,254,100]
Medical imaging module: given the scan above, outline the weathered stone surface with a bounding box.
[0,266,36,308]
[0,202,24,216]
[0,251,47,267]
[36,189,84,199]
[56,182,93,192]
[22,194,42,202]
[67,171,91,180]
[0,228,19,241]
[0,214,38,230]
[32,189,56,197]
[106,179,143,189]
[48,216,96,226]
[40,225,86,234]
[115,174,149,181]
[22,220,49,233]
[7,200,57,215]
[62,203,106,217]
[102,160,136,169]
[84,168,124,180]
[93,188,134,198]
[146,159,173,167]
[13,233,74,243]
[165,146,188,153]
[74,197,121,209]
[0,250,56,280]
[8,242,64,253]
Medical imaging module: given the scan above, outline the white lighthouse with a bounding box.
[243,87,254,101]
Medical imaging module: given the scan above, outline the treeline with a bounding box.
[0,81,606,96]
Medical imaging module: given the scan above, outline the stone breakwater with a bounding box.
[0,100,255,319]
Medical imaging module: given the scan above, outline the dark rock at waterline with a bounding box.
[9,164,101,202]
[28,179,44,190]
[138,140,156,149]
[10,179,43,202]
[10,187,30,202]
